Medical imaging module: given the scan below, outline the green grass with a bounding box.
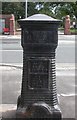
[59,27,77,34]
[70,28,77,33]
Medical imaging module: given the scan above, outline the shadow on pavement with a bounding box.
[2,110,16,119]
[1,110,76,120]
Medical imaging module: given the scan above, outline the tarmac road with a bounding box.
[0,34,75,64]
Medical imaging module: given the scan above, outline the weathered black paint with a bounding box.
[16,14,62,119]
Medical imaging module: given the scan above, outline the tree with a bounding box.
[2,2,39,19]
[27,2,38,17]
[2,2,77,21]
[2,2,25,20]
[70,2,77,19]
[38,2,54,17]
[36,2,77,20]
[53,2,77,19]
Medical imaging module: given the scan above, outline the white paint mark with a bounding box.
[60,93,76,97]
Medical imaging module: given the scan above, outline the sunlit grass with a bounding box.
[70,28,77,33]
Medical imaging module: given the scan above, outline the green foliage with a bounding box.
[2,2,77,22]
[0,2,2,14]
[70,2,77,19]
[53,2,77,19]
[70,28,77,33]
[38,3,54,17]
[37,2,77,19]
[27,2,38,17]
[2,2,25,20]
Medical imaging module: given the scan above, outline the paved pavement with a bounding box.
[0,65,75,119]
